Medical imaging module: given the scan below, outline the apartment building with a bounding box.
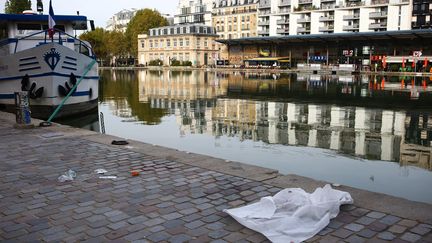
[137,24,220,67]
[257,0,412,36]
[106,9,138,32]
[174,0,214,25]
[412,0,432,28]
[212,0,259,39]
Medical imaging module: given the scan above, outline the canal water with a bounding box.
[61,70,432,204]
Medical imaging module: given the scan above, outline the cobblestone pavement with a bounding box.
[0,121,431,243]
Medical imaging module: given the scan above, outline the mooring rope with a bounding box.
[46,59,97,122]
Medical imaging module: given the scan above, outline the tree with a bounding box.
[5,0,31,14]
[125,9,168,57]
[80,28,109,65]
[106,30,127,64]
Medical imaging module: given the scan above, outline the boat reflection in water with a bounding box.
[94,70,432,203]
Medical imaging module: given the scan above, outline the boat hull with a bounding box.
[1,98,98,119]
[0,42,99,119]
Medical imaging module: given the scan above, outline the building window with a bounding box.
[186,38,190,46]
[204,38,208,47]
[174,39,177,47]
[149,40,153,48]
[197,37,201,48]
[141,41,145,48]
[155,40,158,48]
[167,39,171,47]
[180,38,183,47]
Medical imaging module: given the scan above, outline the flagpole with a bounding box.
[48,0,56,41]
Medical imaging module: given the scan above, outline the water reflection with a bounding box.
[91,70,432,203]
[134,70,431,170]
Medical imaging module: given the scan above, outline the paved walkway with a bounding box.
[0,113,431,242]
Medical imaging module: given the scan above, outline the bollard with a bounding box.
[14,92,34,129]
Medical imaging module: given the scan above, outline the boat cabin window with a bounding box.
[17,23,41,30]
[42,25,65,31]
[75,43,90,57]
[17,23,41,35]
[0,23,7,39]
[17,23,65,35]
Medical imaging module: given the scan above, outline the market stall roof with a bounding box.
[216,29,432,45]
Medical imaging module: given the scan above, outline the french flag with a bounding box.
[48,0,56,38]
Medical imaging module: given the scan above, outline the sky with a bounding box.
[0,0,178,27]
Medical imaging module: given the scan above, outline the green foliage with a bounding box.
[80,28,128,65]
[170,60,192,66]
[80,28,108,61]
[125,9,168,57]
[389,64,399,72]
[182,60,192,66]
[170,59,181,66]
[294,6,303,11]
[5,0,31,14]
[106,30,127,58]
[149,59,163,66]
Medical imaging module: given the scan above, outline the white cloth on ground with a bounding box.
[224,184,353,243]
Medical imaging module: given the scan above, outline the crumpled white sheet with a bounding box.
[224,184,353,243]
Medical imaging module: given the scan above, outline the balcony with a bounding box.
[321,0,336,2]
[369,22,387,29]
[390,0,409,4]
[343,14,360,20]
[258,30,270,35]
[297,27,311,33]
[259,10,272,16]
[343,24,359,31]
[345,1,365,7]
[299,0,313,4]
[277,8,291,14]
[259,1,271,9]
[258,20,270,26]
[298,17,311,23]
[277,18,290,24]
[277,28,290,34]
[319,16,334,21]
[369,11,388,18]
[279,0,291,6]
[319,25,334,32]
[371,0,389,4]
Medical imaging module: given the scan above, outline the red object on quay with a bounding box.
[131,171,140,176]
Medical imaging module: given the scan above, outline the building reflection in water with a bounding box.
[134,70,432,171]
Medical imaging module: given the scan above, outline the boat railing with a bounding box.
[0,28,95,59]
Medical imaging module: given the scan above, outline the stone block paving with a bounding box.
[0,122,432,242]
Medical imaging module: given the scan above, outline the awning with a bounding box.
[384,56,432,63]
[245,57,291,62]
[216,29,432,45]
